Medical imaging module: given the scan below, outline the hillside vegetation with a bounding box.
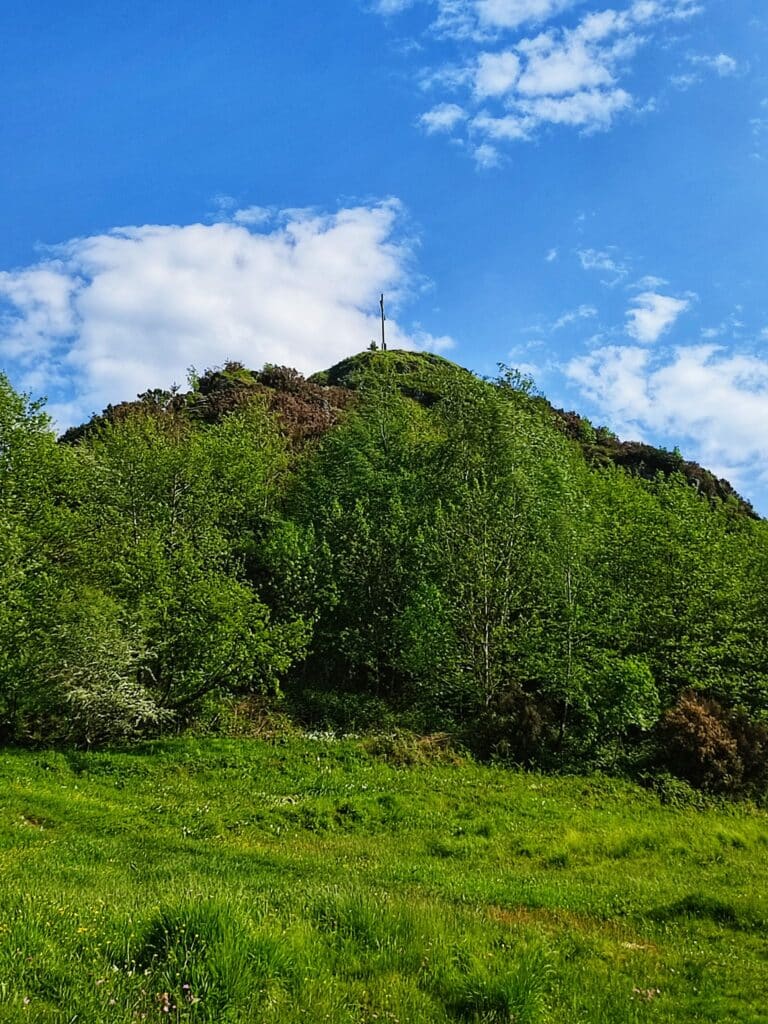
[2,350,768,795]
[1,737,766,1023]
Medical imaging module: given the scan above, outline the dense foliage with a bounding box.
[2,351,767,793]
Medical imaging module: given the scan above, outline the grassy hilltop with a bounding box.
[1,737,767,1023]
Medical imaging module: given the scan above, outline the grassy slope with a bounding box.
[1,738,766,1023]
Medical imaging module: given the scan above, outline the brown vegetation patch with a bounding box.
[486,904,659,953]
[362,732,463,767]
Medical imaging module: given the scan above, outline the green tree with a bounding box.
[0,375,70,739]
[67,405,308,718]
[287,368,436,713]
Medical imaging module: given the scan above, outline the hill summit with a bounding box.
[61,348,756,517]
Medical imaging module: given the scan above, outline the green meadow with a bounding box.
[0,737,766,1023]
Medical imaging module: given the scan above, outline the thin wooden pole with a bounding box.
[380,293,387,351]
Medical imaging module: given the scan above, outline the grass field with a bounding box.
[0,735,766,1023]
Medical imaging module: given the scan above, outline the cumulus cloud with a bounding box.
[476,0,578,30]
[565,341,768,501]
[515,26,625,97]
[567,343,652,428]
[626,291,690,343]
[0,201,454,427]
[231,206,272,226]
[419,102,468,132]
[473,142,503,167]
[375,0,708,161]
[474,50,521,96]
[471,111,533,139]
[517,87,632,128]
[0,267,80,359]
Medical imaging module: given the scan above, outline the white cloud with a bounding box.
[474,50,521,97]
[516,28,624,97]
[372,0,416,13]
[626,291,690,343]
[691,52,739,77]
[476,0,578,30]
[567,343,652,428]
[577,247,629,284]
[699,312,746,340]
[671,72,699,90]
[517,87,631,128]
[632,274,667,289]
[409,326,456,352]
[371,0,710,160]
[471,111,533,139]
[232,206,272,226]
[0,201,454,427]
[419,102,468,133]
[473,142,502,167]
[0,266,80,358]
[545,247,559,262]
[419,63,474,91]
[565,341,768,503]
[553,303,598,330]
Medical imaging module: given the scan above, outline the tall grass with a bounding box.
[0,738,766,1021]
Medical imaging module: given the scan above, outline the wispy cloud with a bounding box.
[553,303,598,330]
[471,111,534,139]
[419,102,468,133]
[0,201,454,427]
[577,247,630,285]
[691,52,740,77]
[371,0,417,14]
[674,51,740,88]
[372,0,707,161]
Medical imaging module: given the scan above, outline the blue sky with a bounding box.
[2,0,767,509]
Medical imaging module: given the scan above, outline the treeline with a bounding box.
[2,351,767,795]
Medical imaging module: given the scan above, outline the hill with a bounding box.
[314,349,754,514]
[62,348,756,517]
[1,352,768,795]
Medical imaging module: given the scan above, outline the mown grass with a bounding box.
[0,737,766,1022]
